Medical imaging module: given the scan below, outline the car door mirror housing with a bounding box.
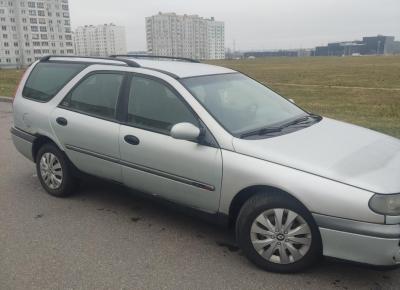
[170,122,201,141]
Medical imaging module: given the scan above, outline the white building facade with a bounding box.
[74,24,126,57]
[146,12,225,60]
[0,0,74,68]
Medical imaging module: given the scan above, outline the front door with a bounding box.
[119,74,222,212]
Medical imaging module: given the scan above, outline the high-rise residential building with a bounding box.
[0,0,74,68]
[146,12,225,60]
[74,24,127,57]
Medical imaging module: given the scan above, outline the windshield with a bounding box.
[181,73,308,136]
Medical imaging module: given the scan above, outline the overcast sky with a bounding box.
[69,0,400,52]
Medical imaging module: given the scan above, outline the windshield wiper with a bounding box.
[280,114,322,129]
[240,126,283,138]
[240,114,322,139]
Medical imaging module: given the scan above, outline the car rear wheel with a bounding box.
[236,192,322,273]
[36,143,77,197]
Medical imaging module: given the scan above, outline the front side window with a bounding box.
[23,62,86,102]
[62,73,124,120]
[181,73,308,136]
[127,76,198,134]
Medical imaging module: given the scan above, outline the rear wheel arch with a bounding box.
[32,135,58,162]
[228,185,310,227]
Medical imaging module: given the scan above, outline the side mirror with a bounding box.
[170,122,201,141]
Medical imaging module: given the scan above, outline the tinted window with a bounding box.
[23,62,86,102]
[62,73,124,120]
[127,76,197,134]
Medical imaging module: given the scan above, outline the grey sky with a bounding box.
[69,0,400,51]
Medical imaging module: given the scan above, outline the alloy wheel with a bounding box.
[39,152,63,190]
[250,208,312,264]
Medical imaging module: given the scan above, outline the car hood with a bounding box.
[233,118,400,194]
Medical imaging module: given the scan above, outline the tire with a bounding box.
[236,192,322,273]
[36,143,77,197]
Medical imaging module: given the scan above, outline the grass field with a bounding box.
[1,56,400,138]
[0,69,24,98]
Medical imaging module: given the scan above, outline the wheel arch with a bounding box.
[32,135,63,162]
[228,185,310,227]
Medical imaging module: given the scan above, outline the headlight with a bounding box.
[369,194,400,215]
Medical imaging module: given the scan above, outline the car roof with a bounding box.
[126,58,236,79]
[43,55,236,79]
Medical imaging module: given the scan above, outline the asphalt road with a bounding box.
[1,101,399,290]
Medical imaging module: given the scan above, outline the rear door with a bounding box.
[51,71,127,182]
[119,74,223,212]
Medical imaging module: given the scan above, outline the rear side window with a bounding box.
[61,73,124,120]
[22,62,86,102]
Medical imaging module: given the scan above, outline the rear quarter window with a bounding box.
[22,62,87,102]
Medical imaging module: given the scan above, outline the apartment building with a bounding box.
[74,24,126,57]
[146,12,225,60]
[0,0,74,68]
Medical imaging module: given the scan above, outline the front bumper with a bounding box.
[313,214,400,266]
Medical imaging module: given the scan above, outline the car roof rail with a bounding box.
[110,54,200,63]
[40,55,141,68]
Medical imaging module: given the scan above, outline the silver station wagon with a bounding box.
[11,55,400,273]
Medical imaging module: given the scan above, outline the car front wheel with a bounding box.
[236,192,322,273]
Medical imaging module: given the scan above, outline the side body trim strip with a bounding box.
[65,144,215,192]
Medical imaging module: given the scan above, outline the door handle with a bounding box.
[56,117,68,126]
[124,135,140,145]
